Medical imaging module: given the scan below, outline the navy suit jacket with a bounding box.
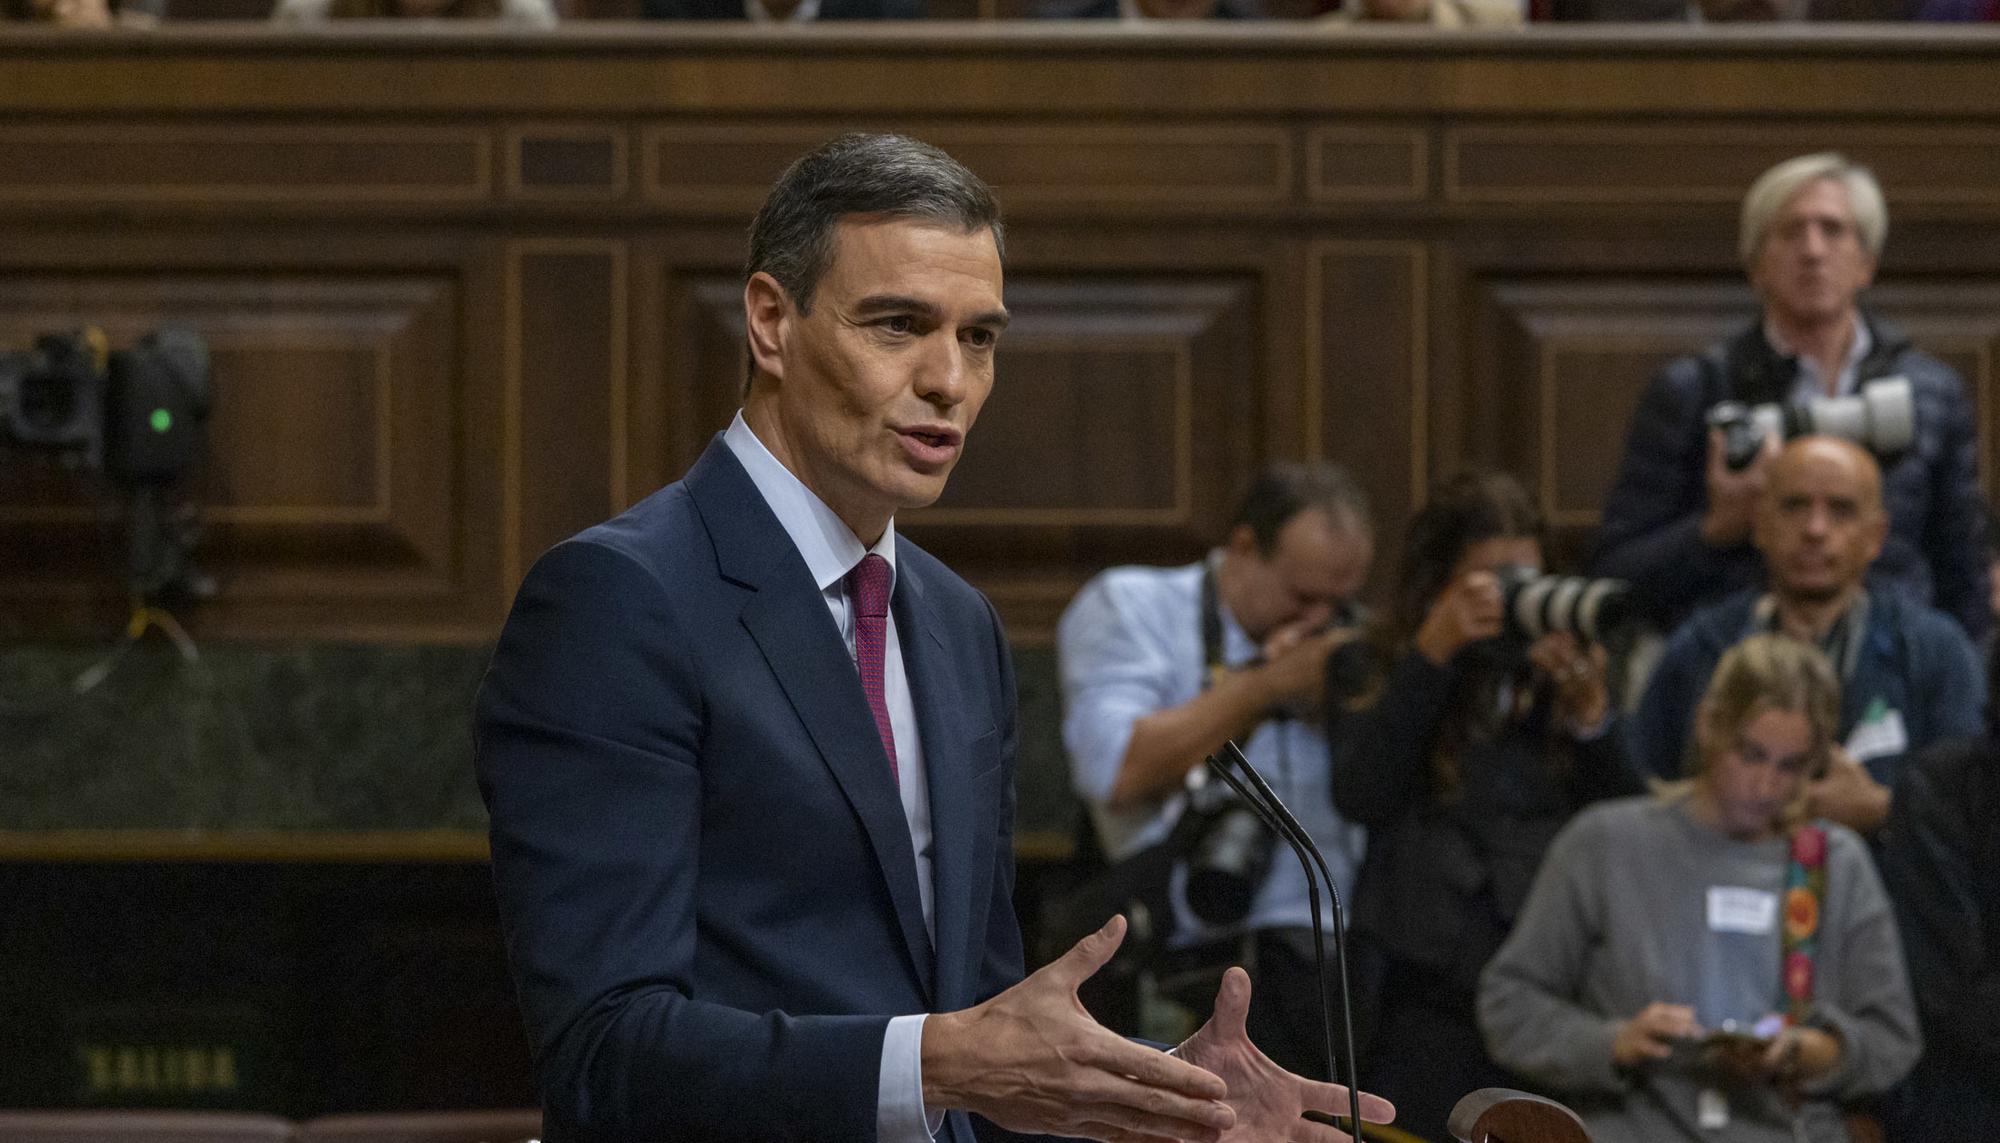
[476,437,1028,1143]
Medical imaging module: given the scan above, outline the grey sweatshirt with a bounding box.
[1478,796,1920,1143]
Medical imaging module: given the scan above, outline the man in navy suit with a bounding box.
[476,133,1393,1143]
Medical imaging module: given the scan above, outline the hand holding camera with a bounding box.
[1700,426,1777,548]
[1414,570,1505,666]
[1527,633,1609,732]
[1252,615,1355,717]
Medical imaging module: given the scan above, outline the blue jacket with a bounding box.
[476,439,1029,1143]
[1590,315,1989,643]
[1631,587,1985,785]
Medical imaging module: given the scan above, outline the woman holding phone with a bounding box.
[1478,634,1919,1142]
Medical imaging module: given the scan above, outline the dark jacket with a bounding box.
[1631,587,1985,785]
[1330,649,1642,993]
[475,440,1026,1143]
[1879,738,2000,1142]
[1590,314,1989,643]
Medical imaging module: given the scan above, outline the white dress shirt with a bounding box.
[723,413,944,1142]
[1770,314,1873,402]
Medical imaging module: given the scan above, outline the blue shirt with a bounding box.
[1057,556,1366,945]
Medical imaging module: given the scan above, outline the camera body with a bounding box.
[1182,776,1279,928]
[1705,376,1915,472]
[0,328,212,483]
[1493,565,1634,646]
[1182,603,1368,928]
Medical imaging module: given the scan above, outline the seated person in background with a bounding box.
[1593,154,1987,644]
[273,0,555,24]
[3,0,158,25]
[642,0,916,23]
[1036,0,1265,21]
[1329,471,1642,1143]
[1632,436,1983,840]
[1320,0,1523,25]
[1555,0,1805,18]
[1056,462,1373,1078]
[1480,634,1920,1143]
[1876,719,2000,1142]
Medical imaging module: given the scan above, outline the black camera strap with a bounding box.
[1200,558,1228,692]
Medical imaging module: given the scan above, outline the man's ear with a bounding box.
[744,271,792,383]
[1224,523,1261,559]
[1861,504,1889,564]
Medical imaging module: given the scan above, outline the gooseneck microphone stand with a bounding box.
[1203,740,1365,1140]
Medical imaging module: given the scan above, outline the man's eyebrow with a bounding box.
[853,294,939,318]
[852,295,1010,330]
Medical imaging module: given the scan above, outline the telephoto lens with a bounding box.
[1707,376,1916,471]
[1494,566,1635,644]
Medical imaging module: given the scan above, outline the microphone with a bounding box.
[1203,740,1364,1139]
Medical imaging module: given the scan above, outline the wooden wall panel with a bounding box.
[647,124,1294,215]
[1309,242,1426,586]
[0,124,492,206]
[1448,124,2000,208]
[505,242,629,588]
[3,30,2000,641]
[0,276,466,619]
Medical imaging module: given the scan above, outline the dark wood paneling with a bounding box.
[0,274,475,634]
[1448,124,2000,208]
[507,125,628,202]
[1310,242,1425,584]
[647,123,1294,215]
[3,30,2000,640]
[0,124,491,205]
[1306,126,1428,204]
[507,242,627,585]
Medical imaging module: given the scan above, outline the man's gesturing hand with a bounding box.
[922,916,1236,1143]
[1175,968,1396,1143]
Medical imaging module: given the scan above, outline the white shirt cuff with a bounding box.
[878,1013,943,1143]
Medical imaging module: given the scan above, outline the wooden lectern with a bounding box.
[1447,1089,1592,1143]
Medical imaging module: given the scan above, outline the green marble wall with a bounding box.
[0,641,1076,839]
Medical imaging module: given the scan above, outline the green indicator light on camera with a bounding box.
[150,409,173,434]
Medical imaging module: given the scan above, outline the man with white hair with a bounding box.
[1592,152,1988,644]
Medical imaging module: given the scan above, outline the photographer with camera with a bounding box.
[1632,437,1984,842]
[1055,462,1373,1078]
[1592,153,1989,644]
[1328,470,1642,1143]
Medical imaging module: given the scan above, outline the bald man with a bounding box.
[1632,437,1984,837]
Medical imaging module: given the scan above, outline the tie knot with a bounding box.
[848,553,892,620]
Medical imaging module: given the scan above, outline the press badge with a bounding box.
[1845,699,1908,764]
[1707,886,1777,935]
[1698,1088,1730,1130]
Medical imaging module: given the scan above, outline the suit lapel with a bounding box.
[895,557,997,1013]
[686,439,936,1003]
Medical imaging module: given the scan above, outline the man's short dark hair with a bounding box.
[746,132,1005,314]
[1229,462,1372,555]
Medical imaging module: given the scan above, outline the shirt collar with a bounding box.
[1766,313,1873,398]
[1206,549,1260,668]
[744,0,822,21]
[724,411,897,597]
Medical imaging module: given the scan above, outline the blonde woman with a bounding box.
[1478,634,1918,1143]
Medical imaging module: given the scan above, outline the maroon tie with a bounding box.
[848,553,898,781]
